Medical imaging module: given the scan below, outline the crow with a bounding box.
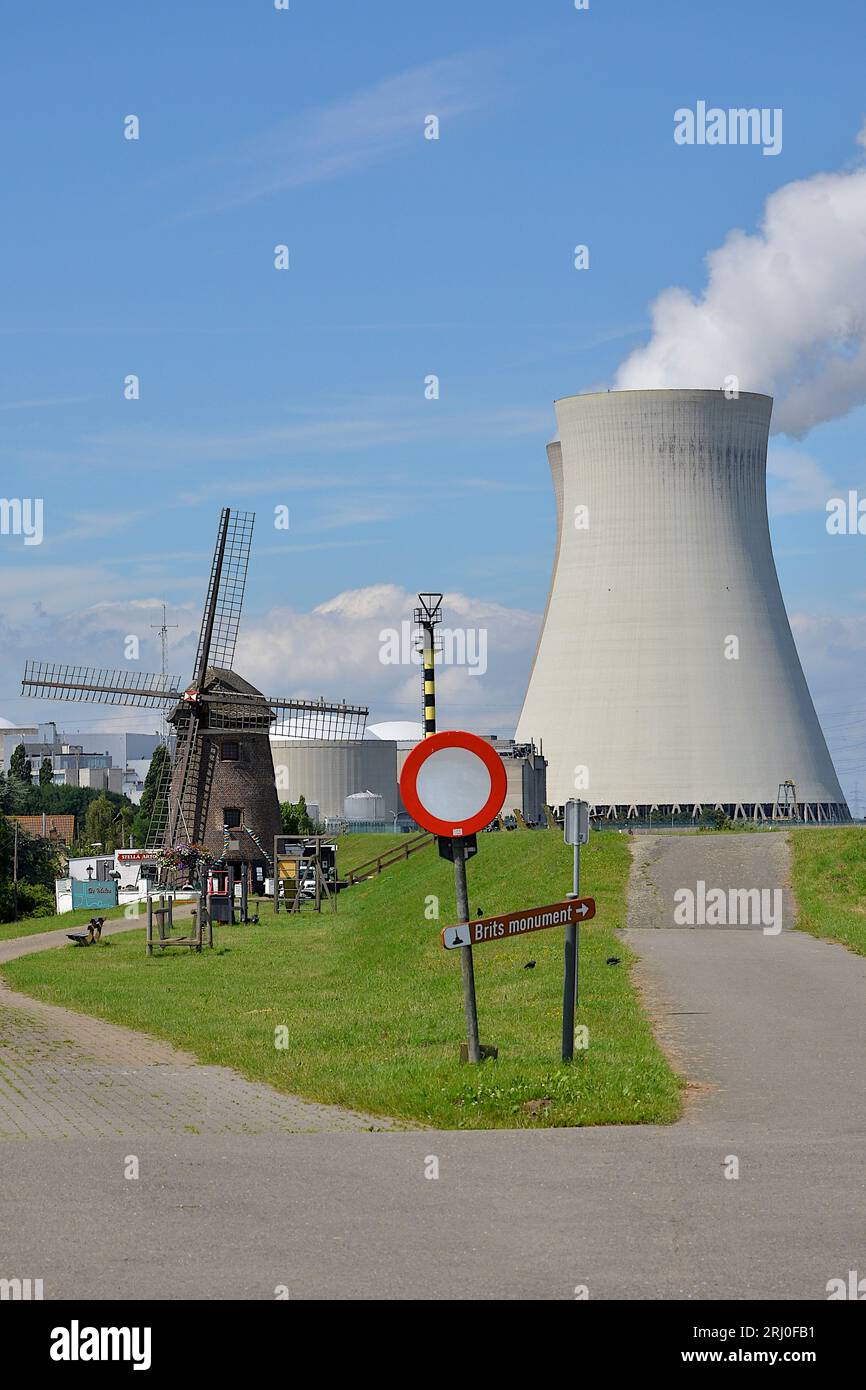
[523,960,536,969]
[606,956,621,966]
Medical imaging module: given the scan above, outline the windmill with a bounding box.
[21,508,368,874]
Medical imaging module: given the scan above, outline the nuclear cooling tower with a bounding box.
[516,389,848,821]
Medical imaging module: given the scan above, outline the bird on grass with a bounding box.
[523,960,536,970]
[606,956,621,966]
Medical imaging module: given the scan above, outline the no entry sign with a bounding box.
[442,897,596,949]
[400,730,508,838]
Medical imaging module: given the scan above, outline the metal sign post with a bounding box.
[399,729,508,1063]
[562,798,590,1062]
[451,839,481,1063]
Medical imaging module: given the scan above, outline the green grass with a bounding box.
[1,832,681,1129]
[789,826,866,956]
[335,832,413,876]
[0,903,133,942]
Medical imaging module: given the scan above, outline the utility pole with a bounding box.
[12,819,19,921]
[151,604,178,744]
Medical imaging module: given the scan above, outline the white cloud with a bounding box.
[175,50,495,217]
[237,585,539,733]
[767,448,834,516]
[1,585,540,744]
[616,127,866,436]
[33,403,548,484]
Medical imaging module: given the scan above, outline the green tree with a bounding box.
[38,756,54,786]
[83,793,117,852]
[132,743,170,846]
[280,794,316,835]
[0,771,27,815]
[9,742,32,786]
[0,809,61,923]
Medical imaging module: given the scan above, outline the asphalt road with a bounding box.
[2,834,864,1300]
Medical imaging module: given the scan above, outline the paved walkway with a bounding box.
[2,836,864,1299]
[623,832,866,1141]
[0,920,402,1140]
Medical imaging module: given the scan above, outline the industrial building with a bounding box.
[0,716,37,770]
[270,735,400,823]
[270,726,547,828]
[516,389,848,822]
[0,721,160,802]
[489,738,548,825]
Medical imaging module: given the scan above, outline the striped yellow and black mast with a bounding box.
[414,593,443,738]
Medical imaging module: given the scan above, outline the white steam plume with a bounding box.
[615,124,866,436]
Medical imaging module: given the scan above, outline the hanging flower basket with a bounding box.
[157,842,213,872]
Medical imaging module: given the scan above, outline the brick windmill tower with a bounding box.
[22,508,368,881]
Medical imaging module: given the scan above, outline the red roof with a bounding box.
[9,814,75,845]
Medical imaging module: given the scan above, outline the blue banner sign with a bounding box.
[70,880,118,910]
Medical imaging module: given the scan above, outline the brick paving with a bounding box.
[0,919,402,1140]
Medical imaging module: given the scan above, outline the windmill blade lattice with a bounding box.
[203,692,368,739]
[21,661,181,708]
[192,508,254,683]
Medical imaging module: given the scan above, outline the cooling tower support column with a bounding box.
[516,389,848,820]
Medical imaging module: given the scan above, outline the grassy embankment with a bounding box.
[789,825,866,957]
[1,830,682,1129]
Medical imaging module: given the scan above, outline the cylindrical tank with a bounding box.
[270,738,398,820]
[344,790,386,822]
[516,389,848,819]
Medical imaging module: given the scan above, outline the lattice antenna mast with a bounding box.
[413,593,443,738]
[150,604,178,744]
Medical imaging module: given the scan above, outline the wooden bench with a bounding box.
[66,917,105,947]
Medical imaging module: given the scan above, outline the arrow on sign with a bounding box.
[441,897,596,950]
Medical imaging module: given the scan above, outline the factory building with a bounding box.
[270,736,400,822]
[0,721,160,802]
[516,389,848,821]
[269,724,547,829]
[494,739,548,825]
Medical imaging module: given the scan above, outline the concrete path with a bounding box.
[624,832,866,1141]
[2,835,864,1300]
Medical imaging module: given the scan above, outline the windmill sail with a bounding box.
[140,746,173,850]
[21,662,180,707]
[192,508,254,684]
[165,707,214,847]
[203,691,368,739]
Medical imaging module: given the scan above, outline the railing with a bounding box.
[344,832,433,885]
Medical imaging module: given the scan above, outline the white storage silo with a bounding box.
[344,790,385,822]
[270,738,398,819]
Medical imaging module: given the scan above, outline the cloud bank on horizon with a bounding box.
[615,125,866,437]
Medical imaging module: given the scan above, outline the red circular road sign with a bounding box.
[399,730,508,838]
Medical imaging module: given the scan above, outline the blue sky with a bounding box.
[2,1,866,805]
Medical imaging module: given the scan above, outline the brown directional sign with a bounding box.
[441,897,596,950]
